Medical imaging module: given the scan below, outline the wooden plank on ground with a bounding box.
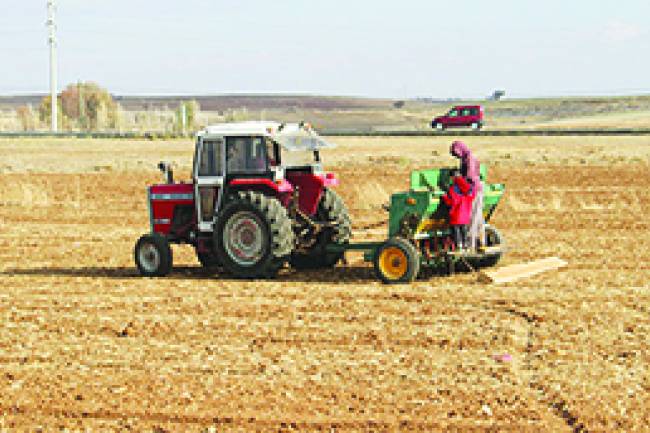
[479,257,568,284]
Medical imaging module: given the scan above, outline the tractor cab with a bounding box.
[191,121,336,232]
[192,130,276,233]
[135,121,350,279]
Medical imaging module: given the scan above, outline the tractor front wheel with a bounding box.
[374,237,420,284]
[134,233,173,277]
[215,191,294,278]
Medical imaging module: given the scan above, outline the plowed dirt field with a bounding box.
[1,136,649,432]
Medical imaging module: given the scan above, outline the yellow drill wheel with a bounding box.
[374,237,420,284]
[378,247,408,280]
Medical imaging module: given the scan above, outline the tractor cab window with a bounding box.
[198,139,223,176]
[226,136,268,173]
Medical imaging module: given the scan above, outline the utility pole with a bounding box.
[180,103,187,135]
[47,0,58,132]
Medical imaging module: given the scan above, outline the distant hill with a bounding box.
[0,94,44,109]
[0,94,396,111]
[117,94,397,111]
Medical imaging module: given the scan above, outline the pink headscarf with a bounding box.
[450,140,482,192]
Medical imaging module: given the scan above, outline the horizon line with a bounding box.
[1,90,650,101]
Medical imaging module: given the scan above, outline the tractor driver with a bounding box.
[226,140,244,171]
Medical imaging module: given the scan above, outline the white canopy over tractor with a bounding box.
[200,121,336,151]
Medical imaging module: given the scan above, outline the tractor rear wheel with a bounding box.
[215,191,294,278]
[374,237,420,284]
[134,233,173,277]
[196,249,221,269]
[290,189,351,269]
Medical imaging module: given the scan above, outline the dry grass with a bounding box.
[1,136,649,432]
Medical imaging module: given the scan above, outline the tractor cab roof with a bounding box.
[199,121,335,151]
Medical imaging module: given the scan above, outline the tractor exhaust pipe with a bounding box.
[157,161,174,184]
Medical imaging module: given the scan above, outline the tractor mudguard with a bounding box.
[284,172,338,216]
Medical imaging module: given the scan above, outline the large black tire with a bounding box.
[477,224,503,268]
[196,249,221,269]
[290,189,352,269]
[134,233,173,277]
[374,237,420,284]
[215,191,294,279]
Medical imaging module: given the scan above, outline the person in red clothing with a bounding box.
[441,175,476,250]
[450,140,485,250]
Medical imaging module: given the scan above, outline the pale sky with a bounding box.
[1,0,649,98]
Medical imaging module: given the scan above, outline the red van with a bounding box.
[431,105,484,130]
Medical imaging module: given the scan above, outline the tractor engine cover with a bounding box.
[148,183,194,235]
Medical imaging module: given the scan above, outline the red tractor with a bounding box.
[134,122,351,278]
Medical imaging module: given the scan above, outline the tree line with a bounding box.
[15,82,198,133]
